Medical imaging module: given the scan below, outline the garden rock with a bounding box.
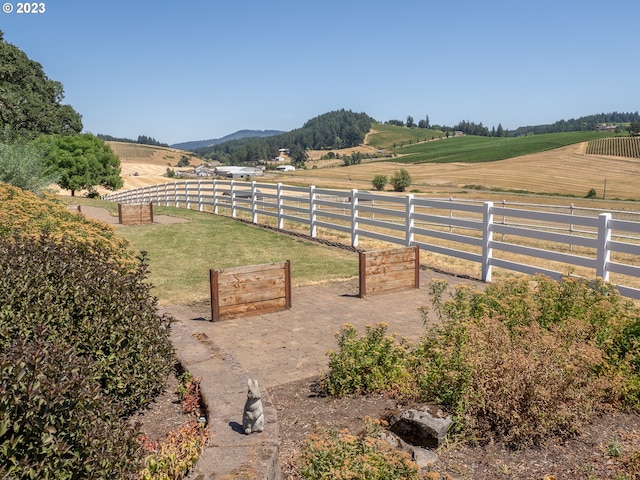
[380,431,439,469]
[388,405,452,449]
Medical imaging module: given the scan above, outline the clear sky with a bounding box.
[2,0,639,145]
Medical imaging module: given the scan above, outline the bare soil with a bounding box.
[269,377,640,480]
[136,372,640,479]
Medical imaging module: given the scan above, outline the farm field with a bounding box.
[94,130,640,205]
[103,141,204,192]
[290,141,640,202]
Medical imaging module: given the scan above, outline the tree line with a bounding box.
[385,112,640,138]
[96,134,169,148]
[195,109,373,166]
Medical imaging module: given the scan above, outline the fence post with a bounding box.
[569,203,575,252]
[230,180,237,218]
[309,185,317,238]
[174,182,179,208]
[251,181,258,223]
[277,183,284,229]
[351,189,359,247]
[482,201,494,282]
[596,213,612,281]
[198,179,204,211]
[186,180,191,210]
[213,179,219,214]
[405,194,415,246]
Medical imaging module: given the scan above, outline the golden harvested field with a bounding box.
[76,138,640,207]
[292,142,640,202]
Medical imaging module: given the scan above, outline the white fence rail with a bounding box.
[103,179,640,300]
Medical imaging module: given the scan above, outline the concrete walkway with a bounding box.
[164,270,478,479]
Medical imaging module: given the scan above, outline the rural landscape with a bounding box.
[3,29,640,480]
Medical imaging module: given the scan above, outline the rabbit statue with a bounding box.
[242,378,264,434]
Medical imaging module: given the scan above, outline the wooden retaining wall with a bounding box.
[118,202,154,225]
[359,246,420,297]
[209,260,292,322]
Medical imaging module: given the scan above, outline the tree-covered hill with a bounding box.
[194,109,373,165]
[171,130,285,151]
[510,112,640,136]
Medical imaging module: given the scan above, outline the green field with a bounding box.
[389,131,617,164]
[367,122,444,150]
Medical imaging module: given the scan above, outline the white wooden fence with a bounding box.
[103,179,640,299]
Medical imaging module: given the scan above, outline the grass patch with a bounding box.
[106,205,358,304]
[366,122,444,151]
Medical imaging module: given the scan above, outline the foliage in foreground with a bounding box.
[322,276,640,448]
[323,323,410,398]
[0,182,136,268]
[297,419,432,480]
[139,371,208,480]
[0,233,174,413]
[0,227,174,476]
[0,334,144,479]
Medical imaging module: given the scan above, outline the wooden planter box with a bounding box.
[210,260,292,322]
[359,246,420,297]
[118,203,154,225]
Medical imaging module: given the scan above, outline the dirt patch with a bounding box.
[269,377,640,480]
[128,373,188,443]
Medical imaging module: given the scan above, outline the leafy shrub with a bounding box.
[418,276,640,446]
[297,419,427,480]
[139,421,208,480]
[322,276,640,448]
[0,332,144,479]
[390,169,412,192]
[0,233,174,414]
[0,182,135,268]
[0,142,58,194]
[372,174,387,191]
[323,323,410,398]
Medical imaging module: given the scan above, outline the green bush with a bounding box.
[0,332,144,479]
[322,323,410,398]
[0,233,174,413]
[390,169,412,192]
[372,174,387,191]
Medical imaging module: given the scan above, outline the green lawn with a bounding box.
[106,205,359,304]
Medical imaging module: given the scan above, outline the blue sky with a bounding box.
[2,0,639,145]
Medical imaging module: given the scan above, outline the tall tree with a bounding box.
[0,31,82,141]
[38,134,123,196]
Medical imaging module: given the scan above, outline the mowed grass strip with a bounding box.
[111,205,359,304]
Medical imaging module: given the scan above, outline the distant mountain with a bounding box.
[171,130,284,151]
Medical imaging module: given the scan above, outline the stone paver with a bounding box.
[164,270,479,479]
